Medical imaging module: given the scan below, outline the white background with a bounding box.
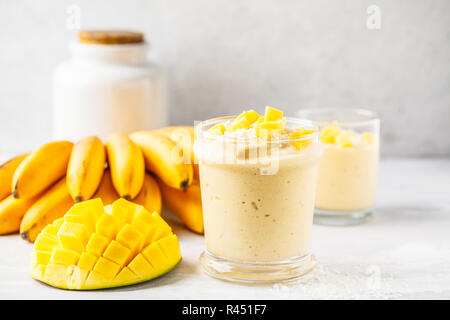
[0,0,449,156]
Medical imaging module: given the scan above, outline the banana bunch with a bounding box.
[0,126,204,242]
[130,128,203,233]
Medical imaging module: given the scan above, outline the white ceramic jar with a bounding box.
[53,31,167,141]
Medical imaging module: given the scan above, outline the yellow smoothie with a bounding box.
[315,127,379,212]
[195,107,321,263]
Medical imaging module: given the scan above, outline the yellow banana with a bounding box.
[157,126,195,163]
[106,133,145,200]
[133,173,162,215]
[13,141,73,199]
[193,164,200,182]
[93,170,119,205]
[157,178,204,234]
[130,131,193,190]
[157,126,200,181]
[0,194,39,235]
[94,170,161,215]
[67,136,106,202]
[20,178,74,242]
[0,153,29,201]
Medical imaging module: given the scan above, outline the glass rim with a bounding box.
[195,115,319,143]
[297,108,380,127]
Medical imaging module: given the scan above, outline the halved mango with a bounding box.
[30,198,182,290]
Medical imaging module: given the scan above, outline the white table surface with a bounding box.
[1,158,449,300]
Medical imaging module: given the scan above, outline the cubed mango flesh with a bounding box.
[320,126,342,144]
[50,248,80,266]
[254,121,283,138]
[228,117,251,131]
[335,130,354,148]
[361,132,375,145]
[236,110,261,124]
[85,233,109,257]
[207,123,226,135]
[30,198,181,290]
[288,128,315,150]
[264,106,284,122]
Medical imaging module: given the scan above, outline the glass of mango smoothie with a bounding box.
[194,107,321,283]
[298,108,380,225]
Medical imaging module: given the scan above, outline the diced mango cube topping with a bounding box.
[335,131,354,148]
[236,109,261,124]
[320,126,376,147]
[254,120,282,131]
[205,107,317,150]
[254,116,264,125]
[264,106,284,122]
[227,117,251,131]
[361,132,375,145]
[208,123,226,135]
[289,129,315,150]
[320,126,342,144]
[254,121,283,139]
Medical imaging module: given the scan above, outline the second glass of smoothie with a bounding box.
[194,107,321,283]
[298,108,380,225]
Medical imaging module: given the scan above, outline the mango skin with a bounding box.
[33,258,181,291]
[68,259,181,291]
